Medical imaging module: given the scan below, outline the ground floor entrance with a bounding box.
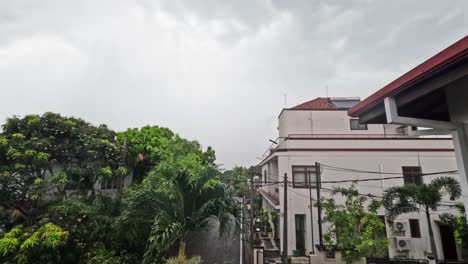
[439,224,458,261]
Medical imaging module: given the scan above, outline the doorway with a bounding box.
[295,214,306,256]
[439,224,458,260]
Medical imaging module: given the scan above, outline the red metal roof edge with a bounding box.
[349,35,468,117]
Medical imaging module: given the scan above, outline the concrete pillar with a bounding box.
[447,83,468,216]
[452,126,468,209]
[253,247,263,264]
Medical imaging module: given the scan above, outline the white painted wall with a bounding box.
[259,108,462,260]
[278,110,404,140]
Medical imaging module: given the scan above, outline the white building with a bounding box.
[258,97,462,261]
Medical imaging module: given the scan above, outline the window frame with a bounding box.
[402,166,423,185]
[409,219,421,238]
[350,118,368,130]
[292,165,316,188]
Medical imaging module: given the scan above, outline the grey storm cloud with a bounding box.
[0,0,467,168]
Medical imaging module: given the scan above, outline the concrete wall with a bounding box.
[186,218,240,264]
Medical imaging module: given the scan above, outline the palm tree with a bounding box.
[119,167,240,263]
[383,177,461,261]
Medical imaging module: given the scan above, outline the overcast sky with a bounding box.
[0,0,467,169]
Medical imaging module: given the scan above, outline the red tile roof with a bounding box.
[290,98,337,110]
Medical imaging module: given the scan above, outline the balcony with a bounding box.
[259,189,279,207]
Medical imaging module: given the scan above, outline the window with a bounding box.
[264,170,267,184]
[292,166,316,188]
[409,219,421,238]
[403,166,423,185]
[350,119,368,130]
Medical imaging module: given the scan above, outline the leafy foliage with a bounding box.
[321,186,389,264]
[119,167,240,263]
[0,113,125,225]
[0,223,68,263]
[440,203,468,249]
[117,126,216,183]
[221,166,255,197]
[0,113,238,263]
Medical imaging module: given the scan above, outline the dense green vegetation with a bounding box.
[321,185,389,264]
[0,113,239,264]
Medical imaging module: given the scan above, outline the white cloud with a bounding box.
[0,0,467,168]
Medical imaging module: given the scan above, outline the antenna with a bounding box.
[326,85,329,98]
[284,93,287,108]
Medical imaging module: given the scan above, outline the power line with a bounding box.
[320,163,458,176]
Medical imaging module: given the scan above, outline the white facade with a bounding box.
[258,103,462,260]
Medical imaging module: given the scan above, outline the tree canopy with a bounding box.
[117,126,216,183]
[0,113,126,226]
[0,113,237,264]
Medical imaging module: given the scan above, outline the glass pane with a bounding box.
[294,172,306,187]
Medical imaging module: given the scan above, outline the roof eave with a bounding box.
[349,35,468,118]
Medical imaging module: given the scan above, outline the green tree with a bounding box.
[118,167,240,263]
[321,186,389,264]
[0,222,69,264]
[47,194,133,263]
[383,177,461,261]
[117,126,215,183]
[0,113,125,225]
[221,166,251,197]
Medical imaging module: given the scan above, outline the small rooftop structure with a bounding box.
[290,97,361,111]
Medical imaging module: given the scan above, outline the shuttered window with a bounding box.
[402,166,422,185]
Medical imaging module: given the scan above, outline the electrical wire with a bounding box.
[320,163,458,176]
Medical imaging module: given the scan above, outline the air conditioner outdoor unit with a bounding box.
[395,238,411,251]
[393,221,408,233]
